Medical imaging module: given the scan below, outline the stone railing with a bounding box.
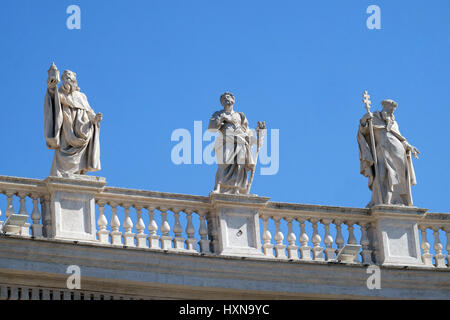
[417,213,450,268]
[94,186,212,253]
[0,175,448,269]
[260,203,374,263]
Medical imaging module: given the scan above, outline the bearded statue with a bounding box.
[44,62,102,177]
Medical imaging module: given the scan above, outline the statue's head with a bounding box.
[61,70,80,92]
[381,99,397,113]
[220,92,235,108]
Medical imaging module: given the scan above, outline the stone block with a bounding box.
[371,205,426,266]
[45,175,106,241]
[210,193,269,257]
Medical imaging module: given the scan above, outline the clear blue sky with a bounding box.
[1,0,449,213]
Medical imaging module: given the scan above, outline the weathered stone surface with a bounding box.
[44,63,102,177]
[358,92,419,207]
[45,175,106,241]
[0,236,449,299]
[210,192,269,257]
[208,92,265,195]
[370,205,426,266]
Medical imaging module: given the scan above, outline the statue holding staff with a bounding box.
[44,62,102,177]
[208,92,265,194]
[357,91,419,207]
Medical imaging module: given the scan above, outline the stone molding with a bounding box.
[0,236,448,299]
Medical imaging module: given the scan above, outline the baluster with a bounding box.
[346,221,356,245]
[17,193,30,236]
[207,214,220,253]
[322,219,335,261]
[134,206,147,248]
[19,194,30,236]
[261,215,274,257]
[297,218,311,260]
[419,225,433,266]
[159,207,172,250]
[446,227,450,268]
[346,221,359,262]
[432,227,446,268]
[360,222,373,264]
[335,219,344,253]
[5,192,15,217]
[147,206,160,249]
[172,208,185,250]
[368,221,380,264]
[273,217,286,259]
[185,209,197,251]
[96,201,109,243]
[30,194,43,238]
[198,210,211,253]
[40,196,52,238]
[122,204,135,247]
[109,202,122,245]
[18,193,27,215]
[311,218,324,261]
[286,218,298,259]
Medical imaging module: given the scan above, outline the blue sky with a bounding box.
[0,0,449,213]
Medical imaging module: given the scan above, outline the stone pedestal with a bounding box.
[371,205,427,267]
[45,175,106,242]
[209,193,269,258]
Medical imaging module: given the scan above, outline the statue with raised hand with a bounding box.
[44,62,102,177]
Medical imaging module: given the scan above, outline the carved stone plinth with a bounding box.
[45,175,106,241]
[371,205,426,267]
[209,193,269,257]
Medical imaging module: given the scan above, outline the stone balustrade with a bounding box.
[417,213,450,268]
[260,203,374,263]
[94,187,212,253]
[0,175,449,269]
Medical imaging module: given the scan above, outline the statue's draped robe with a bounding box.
[209,110,255,194]
[44,86,101,176]
[357,111,416,207]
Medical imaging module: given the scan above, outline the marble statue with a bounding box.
[357,91,419,207]
[44,62,102,177]
[208,92,265,194]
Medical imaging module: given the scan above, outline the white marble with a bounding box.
[370,205,425,266]
[44,63,102,177]
[210,192,268,257]
[45,175,106,241]
[358,91,419,207]
[208,92,266,194]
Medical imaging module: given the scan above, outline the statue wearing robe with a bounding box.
[357,99,419,207]
[208,92,257,194]
[44,63,102,177]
